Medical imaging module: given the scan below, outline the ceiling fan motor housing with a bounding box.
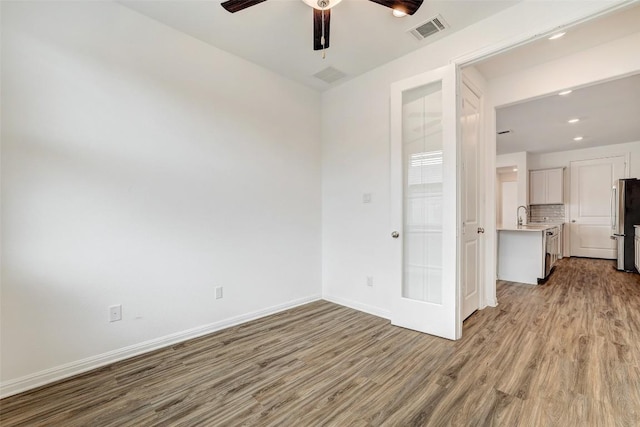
[302,0,341,10]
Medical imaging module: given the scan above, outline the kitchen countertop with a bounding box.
[497,224,559,232]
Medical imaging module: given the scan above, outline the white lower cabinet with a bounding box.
[498,229,544,285]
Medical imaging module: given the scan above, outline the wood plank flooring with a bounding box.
[2,257,640,426]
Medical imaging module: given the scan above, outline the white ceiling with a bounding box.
[119,0,518,91]
[474,4,640,81]
[118,0,640,154]
[495,73,640,155]
[473,4,640,155]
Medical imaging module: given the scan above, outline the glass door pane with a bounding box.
[402,81,443,304]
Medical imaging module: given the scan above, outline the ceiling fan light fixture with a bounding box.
[392,9,407,17]
[302,0,342,10]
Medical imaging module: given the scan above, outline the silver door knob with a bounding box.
[391,231,400,239]
[477,227,485,234]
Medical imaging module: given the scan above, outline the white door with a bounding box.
[461,81,482,320]
[570,156,626,258]
[390,64,460,340]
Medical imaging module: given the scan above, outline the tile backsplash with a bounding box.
[530,204,565,223]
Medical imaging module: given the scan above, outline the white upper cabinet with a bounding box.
[529,170,547,205]
[545,168,564,204]
[530,168,564,205]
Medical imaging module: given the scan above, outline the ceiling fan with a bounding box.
[220,0,424,52]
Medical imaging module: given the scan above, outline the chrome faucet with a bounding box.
[517,205,529,226]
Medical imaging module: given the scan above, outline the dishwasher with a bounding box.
[544,227,560,279]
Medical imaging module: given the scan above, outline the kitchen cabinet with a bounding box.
[530,168,564,205]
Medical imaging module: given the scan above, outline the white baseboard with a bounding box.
[322,294,391,320]
[485,298,498,307]
[0,294,321,399]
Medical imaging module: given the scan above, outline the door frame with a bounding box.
[450,1,635,310]
[388,67,486,339]
[389,1,633,336]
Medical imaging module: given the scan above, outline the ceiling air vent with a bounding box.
[313,66,347,84]
[409,15,448,41]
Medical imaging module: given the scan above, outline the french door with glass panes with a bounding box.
[390,64,460,340]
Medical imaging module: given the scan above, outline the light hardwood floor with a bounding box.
[2,257,640,426]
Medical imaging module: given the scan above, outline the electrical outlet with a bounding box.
[366,276,374,287]
[109,304,122,322]
[215,286,223,299]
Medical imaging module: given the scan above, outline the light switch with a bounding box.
[363,193,372,204]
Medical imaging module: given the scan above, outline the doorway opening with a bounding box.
[458,2,640,302]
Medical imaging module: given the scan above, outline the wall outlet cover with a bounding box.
[109,305,122,322]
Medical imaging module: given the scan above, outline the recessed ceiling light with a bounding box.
[513,168,518,172]
[392,9,407,17]
[548,32,566,40]
[568,118,580,124]
[573,136,584,141]
[558,90,572,96]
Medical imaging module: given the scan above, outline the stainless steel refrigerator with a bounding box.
[612,178,640,271]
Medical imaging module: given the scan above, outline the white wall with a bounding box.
[321,0,626,316]
[496,152,529,211]
[500,182,518,228]
[1,1,322,395]
[528,140,640,177]
[497,172,517,227]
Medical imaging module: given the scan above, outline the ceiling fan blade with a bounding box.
[313,8,331,51]
[368,0,423,15]
[221,0,267,13]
